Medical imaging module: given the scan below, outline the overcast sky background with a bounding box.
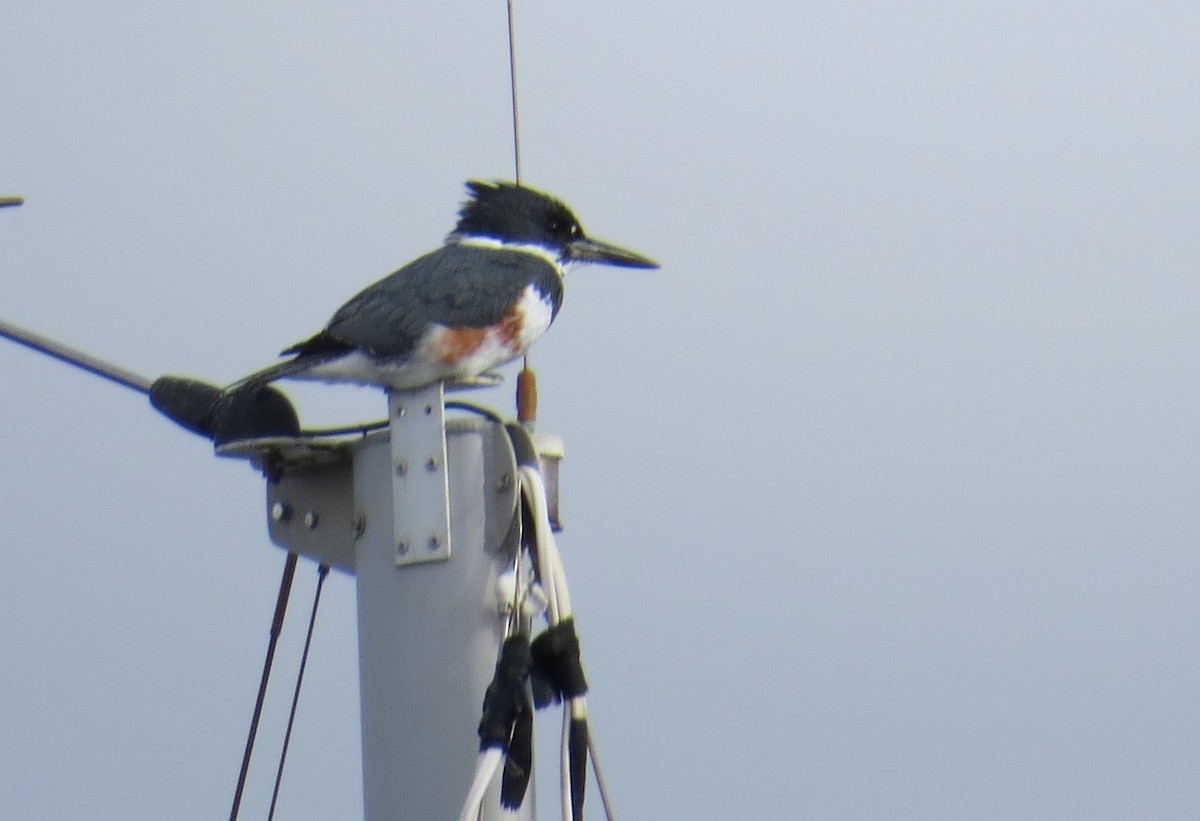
[3,1,1200,819]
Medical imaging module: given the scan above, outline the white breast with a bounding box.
[291,285,557,389]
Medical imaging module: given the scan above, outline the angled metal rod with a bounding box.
[0,196,24,208]
[230,552,299,821]
[0,317,151,394]
[267,563,329,821]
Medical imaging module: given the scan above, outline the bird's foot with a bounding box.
[447,371,505,390]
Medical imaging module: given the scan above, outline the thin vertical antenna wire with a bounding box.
[506,0,523,185]
[230,552,299,821]
[267,564,330,821]
[506,0,535,378]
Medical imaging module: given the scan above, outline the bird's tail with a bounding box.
[225,355,319,394]
[225,329,353,393]
[223,348,345,396]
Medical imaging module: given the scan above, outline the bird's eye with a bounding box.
[569,223,581,237]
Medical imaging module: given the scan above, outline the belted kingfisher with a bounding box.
[233,180,658,393]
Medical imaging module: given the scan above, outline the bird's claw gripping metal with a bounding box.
[447,371,505,390]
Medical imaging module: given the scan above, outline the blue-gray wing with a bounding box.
[285,244,562,359]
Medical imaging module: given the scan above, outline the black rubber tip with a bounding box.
[149,376,301,444]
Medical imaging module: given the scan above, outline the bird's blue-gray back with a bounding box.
[287,244,563,359]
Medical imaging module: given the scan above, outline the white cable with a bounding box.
[457,748,504,821]
[588,730,618,821]
[459,545,535,821]
[560,709,574,821]
[518,468,570,818]
[519,465,595,821]
[518,467,570,619]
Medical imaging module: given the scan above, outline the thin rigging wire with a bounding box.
[230,552,298,821]
[589,733,619,821]
[267,563,330,821]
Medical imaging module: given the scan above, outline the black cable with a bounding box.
[569,717,588,821]
[230,552,298,821]
[478,633,535,810]
[267,564,330,821]
[446,400,506,423]
[298,420,388,438]
[291,400,503,439]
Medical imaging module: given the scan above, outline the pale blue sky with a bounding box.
[3,1,1200,818]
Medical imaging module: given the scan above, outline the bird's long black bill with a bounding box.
[567,236,659,269]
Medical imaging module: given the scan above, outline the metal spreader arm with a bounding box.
[0,316,152,394]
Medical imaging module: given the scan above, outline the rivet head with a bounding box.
[304,511,320,529]
[353,512,367,540]
[397,540,409,555]
[428,535,441,551]
[394,460,409,476]
[426,457,439,472]
[271,501,292,523]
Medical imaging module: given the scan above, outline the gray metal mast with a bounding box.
[245,380,546,820]
[0,303,553,817]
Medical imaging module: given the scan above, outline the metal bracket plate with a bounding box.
[265,453,356,572]
[388,383,452,565]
